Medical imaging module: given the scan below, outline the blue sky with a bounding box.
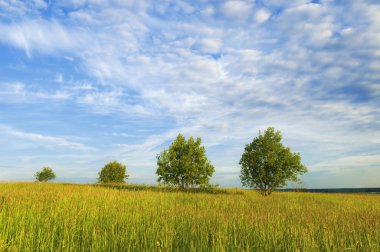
[0,0,379,188]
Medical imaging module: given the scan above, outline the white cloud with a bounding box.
[0,20,83,57]
[1,1,380,186]
[220,1,254,22]
[0,82,71,101]
[34,0,48,9]
[0,125,94,150]
[255,9,271,24]
[0,82,25,94]
[69,10,96,23]
[194,38,221,54]
[77,91,122,107]
[369,84,380,96]
[201,5,215,17]
[310,154,380,174]
[284,2,323,18]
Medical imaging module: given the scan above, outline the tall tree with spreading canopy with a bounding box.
[156,134,215,188]
[240,127,307,195]
[34,167,56,182]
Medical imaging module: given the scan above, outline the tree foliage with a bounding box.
[239,127,307,196]
[156,134,215,188]
[98,161,129,183]
[34,167,56,182]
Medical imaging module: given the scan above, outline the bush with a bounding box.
[98,161,129,183]
[34,167,56,182]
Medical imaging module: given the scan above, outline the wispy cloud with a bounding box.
[0,82,71,101]
[310,154,380,173]
[0,1,379,186]
[0,125,94,151]
[0,20,84,57]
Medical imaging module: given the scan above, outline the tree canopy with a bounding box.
[34,167,56,182]
[98,161,129,183]
[239,127,307,195]
[156,134,214,188]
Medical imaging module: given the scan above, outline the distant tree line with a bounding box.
[34,127,307,196]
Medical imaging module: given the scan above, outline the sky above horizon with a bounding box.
[0,0,379,188]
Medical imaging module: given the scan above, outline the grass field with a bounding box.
[0,183,379,251]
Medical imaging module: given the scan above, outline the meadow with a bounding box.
[0,183,379,251]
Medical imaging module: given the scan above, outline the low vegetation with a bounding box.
[0,183,379,251]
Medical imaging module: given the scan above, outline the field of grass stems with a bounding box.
[0,182,379,251]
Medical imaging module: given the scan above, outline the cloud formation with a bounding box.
[0,0,379,187]
[0,124,94,150]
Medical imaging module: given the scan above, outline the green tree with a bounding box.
[34,167,56,182]
[239,127,307,196]
[98,161,129,183]
[156,134,215,188]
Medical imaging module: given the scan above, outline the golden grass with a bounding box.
[0,182,379,251]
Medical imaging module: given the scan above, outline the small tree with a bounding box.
[34,167,56,182]
[156,134,214,188]
[239,127,307,196]
[98,161,129,183]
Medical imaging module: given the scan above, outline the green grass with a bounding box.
[0,183,379,251]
